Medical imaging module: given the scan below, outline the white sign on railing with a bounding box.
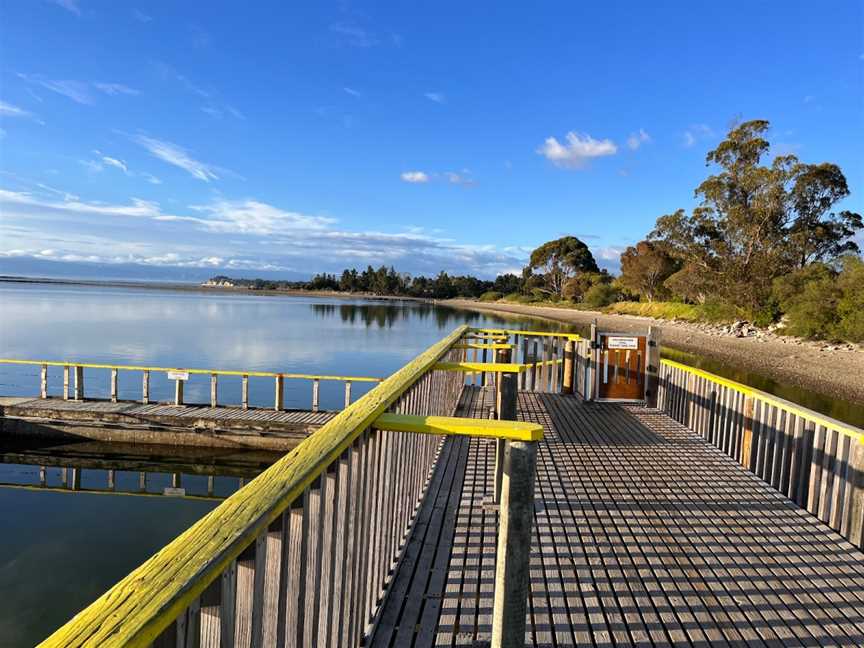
[607,336,639,350]
[167,370,190,381]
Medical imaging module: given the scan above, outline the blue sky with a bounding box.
[1,1,862,279]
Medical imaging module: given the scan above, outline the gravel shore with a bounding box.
[445,299,864,405]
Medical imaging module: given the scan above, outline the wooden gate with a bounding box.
[596,333,647,401]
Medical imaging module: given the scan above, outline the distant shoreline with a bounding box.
[0,276,425,302]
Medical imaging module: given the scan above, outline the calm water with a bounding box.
[0,281,560,646]
[0,282,861,645]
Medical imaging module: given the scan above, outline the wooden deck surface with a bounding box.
[372,387,864,647]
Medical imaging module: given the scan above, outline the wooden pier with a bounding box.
[8,325,862,647]
[373,387,864,646]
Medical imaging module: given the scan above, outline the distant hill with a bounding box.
[0,257,309,283]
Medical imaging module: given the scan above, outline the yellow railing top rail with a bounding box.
[469,327,581,340]
[660,358,863,443]
[0,358,383,383]
[39,324,546,647]
[376,413,543,441]
[433,361,529,373]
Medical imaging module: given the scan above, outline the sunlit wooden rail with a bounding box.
[0,358,383,411]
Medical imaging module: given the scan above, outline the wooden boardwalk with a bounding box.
[372,388,864,647]
[0,398,335,449]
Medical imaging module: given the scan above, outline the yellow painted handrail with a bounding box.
[661,358,863,443]
[375,413,543,441]
[433,361,529,373]
[470,327,581,340]
[452,343,515,350]
[0,358,383,383]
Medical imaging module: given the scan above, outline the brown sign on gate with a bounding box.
[596,333,647,401]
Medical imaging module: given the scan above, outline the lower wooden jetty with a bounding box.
[18,326,864,647]
[0,397,336,450]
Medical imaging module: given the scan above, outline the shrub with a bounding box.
[583,284,619,308]
[835,256,864,342]
[478,291,503,302]
[772,264,840,339]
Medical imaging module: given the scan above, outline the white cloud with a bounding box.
[141,173,162,185]
[626,128,651,150]
[132,9,152,22]
[101,156,129,173]
[330,23,378,47]
[0,100,32,118]
[49,0,80,15]
[94,82,140,96]
[30,78,93,104]
[400,171,429,184]
[132,135,221,182]
[0,188,527,277]
[537,132,617,169]
[444,171,476,186]
[343,87,361,98]
[201,106,222,119]
[682,124,714,148]
[424,92,445,104]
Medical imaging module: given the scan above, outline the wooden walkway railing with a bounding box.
[38,326,543,648]
[658,358,864,548]
[0,358,383,411]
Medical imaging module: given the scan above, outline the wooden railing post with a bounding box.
[142,370,150,404]
[344,381,352,408]
[645,326,661,407]
[210,373,218,408]
[493,349,517,505]
[40,364,48,399]
[491,439,537,648]
[312,378,320,412]
[562,340,574,395]
[274,375,284,411]
[740,395,755,469]
[845,440,864,548]
[242,375,249,410]
[174,378,184,406]
[110,368,118,403]
[63,365,70,400]
[73,365,84,401]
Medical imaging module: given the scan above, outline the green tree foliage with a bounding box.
[583,283,620,308]
[562,271,610,302]
[650,120,861,314]
[527,236,599,298]
[618,241,679,302]
[771,256,864,342]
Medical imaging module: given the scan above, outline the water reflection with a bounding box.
[0,435,282,647]
[310,301,489,329]
[0,438,281,500]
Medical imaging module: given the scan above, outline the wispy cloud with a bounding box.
[626,128,651,151]
[330,22,378,47]
[424,92,445,104]
[132,135,222,182]
[18,75,138,104]
[0,188,528,276]
[537,132,617,169]
[100,156,128,173]
[682,124,714,148]
[343,87,362,98]
[132,9,152,22]
[400,170,476,186]
[94,82,140,96]
[0,100,33,118]
[49,0,80,15]
[400,171,429,184]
